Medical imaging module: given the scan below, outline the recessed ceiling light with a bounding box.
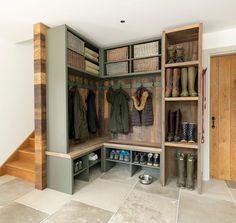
[120,20,125,23]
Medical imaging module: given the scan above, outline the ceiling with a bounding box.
[1,0,236,47]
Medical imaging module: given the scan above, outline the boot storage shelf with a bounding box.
[162,23,203,193]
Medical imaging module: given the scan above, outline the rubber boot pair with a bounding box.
[167,109,181,142]
[180,67,197,97]
[165,68,181,97]
[180,122,196,143]
[176,152,196,190]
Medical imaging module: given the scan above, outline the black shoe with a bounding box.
[133,152,140,163]
[140,153,147,165]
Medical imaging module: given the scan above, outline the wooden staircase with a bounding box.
[0,133,35,183]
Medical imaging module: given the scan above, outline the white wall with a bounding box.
[0,38,34,166]
[202,28,236,181]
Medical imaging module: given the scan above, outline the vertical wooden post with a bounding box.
[34,23,49,190]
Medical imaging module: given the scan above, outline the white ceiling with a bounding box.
[1,0,236,47]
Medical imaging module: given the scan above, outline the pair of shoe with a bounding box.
[167,45,184,64]
[110,150,130,162]
[165,66,197,98]
[181,122,196,143]
[176,152,196,190]
[74,160,83,173]
[133,152,160,167]
[167,109,181,142]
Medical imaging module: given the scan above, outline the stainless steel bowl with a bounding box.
[139,174,153,185]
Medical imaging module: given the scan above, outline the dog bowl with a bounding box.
[139,174,153,185]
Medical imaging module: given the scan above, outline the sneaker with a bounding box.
[124,151,130,162]
[133,152,140,163]
[110,150,115,160]
[114,150,120,160]
[147,153,153,166]
[140,153,147,165]
[153,153,160,167]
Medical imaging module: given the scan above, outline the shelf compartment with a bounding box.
[131,54,161,60]
[165,60,199,68]
[132,162,160,169]
[165,97,199,101]
[68,65,100,79]
[73,167,88,177]
[106,158,130,165]
[89,159,101,168]
[164,142,198,149]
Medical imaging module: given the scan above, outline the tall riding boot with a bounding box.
[167,110,175,142]
[188,67,197,96]
[167,46,175,64]
[174,109,181,142]
[186,153,195,190]
[181,122,188,143]
[176,152,186,188]
[165,68,173,97]
[180,68,189,97]
[176,45,184,63]
[172,68,181,97]
[188,123,196,143]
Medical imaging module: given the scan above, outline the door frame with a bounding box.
[203,46,236,181]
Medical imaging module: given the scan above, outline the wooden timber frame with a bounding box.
[161,23,203,193]
[34,23,49,190]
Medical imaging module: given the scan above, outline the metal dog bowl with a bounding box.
[139,174,153,185]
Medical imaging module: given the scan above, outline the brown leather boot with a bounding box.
[165,68,173,97]
[176,45,184,63]
[167,46,175,64]
[172,68,181,97]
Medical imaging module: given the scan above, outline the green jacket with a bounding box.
[107,88,130,134]
[74,87,89,140]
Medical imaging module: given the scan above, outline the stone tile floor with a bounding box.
[0,164,236,223]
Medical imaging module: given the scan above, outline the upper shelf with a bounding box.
[165,97,199,102]
[68,65,100,79]
[164,142,198,149]
[165,60,199,68]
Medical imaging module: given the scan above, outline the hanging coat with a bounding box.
[107,87,130,134]
[131,87,153,126]
[68,86,75,139]
[86,90,99,133]
[74,87,89,140]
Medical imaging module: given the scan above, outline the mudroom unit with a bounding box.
[45,23,203,194]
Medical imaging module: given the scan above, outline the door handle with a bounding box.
[212,116,215,128]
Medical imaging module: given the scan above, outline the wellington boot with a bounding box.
[188,67,197,96]
[192,41,198,61]
[167,110,175,142]
[180,122,188,143]
[174,109,181,142]
[180,68,189,97]
[167,46,175,64]
[186,153,195,190]
[188,123,196,143]
[176,152,186,188]
[165,68,173,97]
[172,68,181,97]
[176,45,184,63]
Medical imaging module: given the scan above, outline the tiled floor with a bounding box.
[0,164,236,223]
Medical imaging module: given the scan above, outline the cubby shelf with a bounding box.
[165,60,199,68]
[106,158,130,164]
[73,167,88,177]
[132,162,160,169]
[89,159,101,168]
[164,142,198,149]
[165,97,199,101]
[68,65,100,79]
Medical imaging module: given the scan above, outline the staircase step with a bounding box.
[18,149,35,162]
[6,160,35,183]
[21,146,35,153]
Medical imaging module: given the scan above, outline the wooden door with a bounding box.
[210,54,236,181]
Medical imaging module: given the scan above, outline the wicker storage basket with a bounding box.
[133,57,159,72]
[107,47,128,62]
[134,41,159,58]
[106,62,128,75]
[67,32,84,55]
[67,49,85,70]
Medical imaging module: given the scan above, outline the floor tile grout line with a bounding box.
[225,181,236,205]
[175,188,181,223]
[108,177,139,223]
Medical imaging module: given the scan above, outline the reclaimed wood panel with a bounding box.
[34,23,49,190]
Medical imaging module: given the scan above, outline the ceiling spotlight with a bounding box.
[120,20,125,23]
